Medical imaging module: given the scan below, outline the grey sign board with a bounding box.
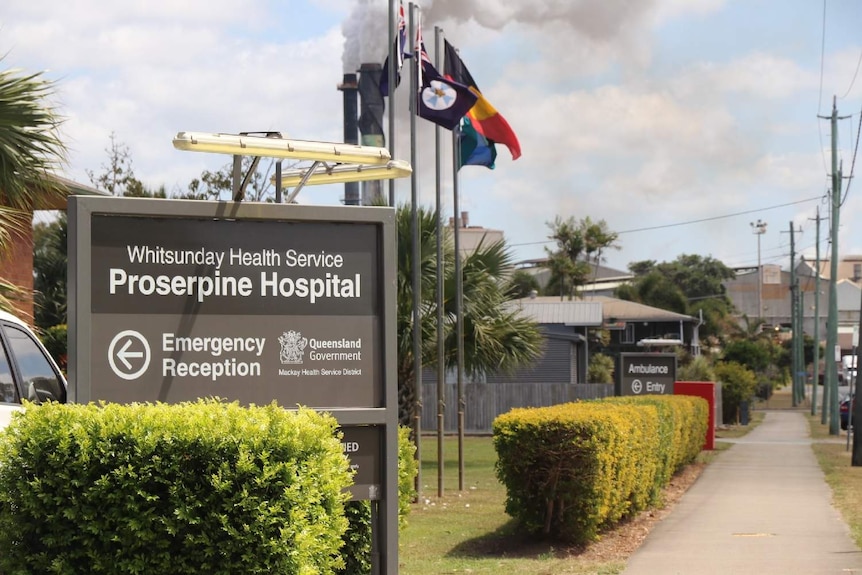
[71,200,388,408]
[617,353,677,396]
[69,196,398,526]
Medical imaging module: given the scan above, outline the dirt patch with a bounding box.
[572,462,706,561]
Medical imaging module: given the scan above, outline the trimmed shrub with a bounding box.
[715,361,758,425]
[587,353,614,383]
[0,400,352,574]
[493,395,707,544]
[493,401,660,543]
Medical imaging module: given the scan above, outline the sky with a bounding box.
[2,0,862,273]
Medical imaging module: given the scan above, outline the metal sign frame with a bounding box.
[69,196,399,574]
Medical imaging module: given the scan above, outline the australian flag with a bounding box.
[379,1,408,97]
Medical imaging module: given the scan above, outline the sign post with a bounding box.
[69,196,398,573]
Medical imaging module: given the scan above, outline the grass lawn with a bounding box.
[807,414,862,549]
[397,390,862,574]
[400,435,627,575]
[397,398,767,574]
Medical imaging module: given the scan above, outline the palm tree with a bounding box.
[0,61,69,311]
[544,216,618,300]
[396,204,543,428]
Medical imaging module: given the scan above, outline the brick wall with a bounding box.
[0,213,35,325]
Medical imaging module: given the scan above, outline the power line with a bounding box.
[615,196,821,235]
[839,49,862,100]
[842,106,862,200]
[509,195,823,248]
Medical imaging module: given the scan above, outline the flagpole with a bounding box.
[433,25,446,499]
[451,110,465,494]
[387,0,396,207]
[408,1,422,500]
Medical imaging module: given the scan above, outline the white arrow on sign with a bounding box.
[117,339,144,370]
[108,330,151,381]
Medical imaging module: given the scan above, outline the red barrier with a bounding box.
[674,381,715,451]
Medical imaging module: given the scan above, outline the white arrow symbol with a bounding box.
[108,330,151,381]
[117,339,144,369]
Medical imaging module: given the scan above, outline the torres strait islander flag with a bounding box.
[444,39,522,161]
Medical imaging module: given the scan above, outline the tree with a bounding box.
[616,270,688,314]
[620,255,736,338]
[182,157,290,202]
[543,216,619,300]
[0,61,68,313]
[396,204,542,428]
[505,269,540,299]
[33,213,68,329]
[86,133,166,198]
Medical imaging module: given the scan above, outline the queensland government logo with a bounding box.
[278,330,308,364]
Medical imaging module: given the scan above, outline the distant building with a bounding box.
[722,257,862,353]
[447,211,504,256]
[514,257,633,298]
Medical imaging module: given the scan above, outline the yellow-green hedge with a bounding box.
[493,395,708,543]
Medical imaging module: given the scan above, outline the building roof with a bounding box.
[37,174,107,210]
[588,295,697,323]
[507,295,696,325]
[504,298,603,326]
[514,257,632,281]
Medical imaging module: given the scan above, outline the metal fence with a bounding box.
[421,382,614,433]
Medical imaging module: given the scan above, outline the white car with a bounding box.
[0,309,67,428]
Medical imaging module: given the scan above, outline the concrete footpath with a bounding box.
[622,410,862,575]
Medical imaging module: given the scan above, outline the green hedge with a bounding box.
[493,395,708,544]
[0,400,352,574]
[604,395,708,502]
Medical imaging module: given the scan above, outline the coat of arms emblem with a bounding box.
[278,330,308,364]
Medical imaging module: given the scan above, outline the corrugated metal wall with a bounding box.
[420,382,614,433]
[486,338,573,384]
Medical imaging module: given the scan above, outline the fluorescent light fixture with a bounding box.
[172,131,392,165]
[277,160,412,188]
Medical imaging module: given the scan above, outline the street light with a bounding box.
[275,160,412,203]
[172,131,392,164]
[172,131,411,202]
[750,219,768,319]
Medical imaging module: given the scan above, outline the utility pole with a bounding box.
[819,96,848,435]
[800,282,806,404]
[789,223,799,407]
[854,288,862,464]
[790,222,799,407]
[811,208,821,417]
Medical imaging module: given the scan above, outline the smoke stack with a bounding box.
[358,63,385,205]
[338,73,360,206]
[461,211,469,228]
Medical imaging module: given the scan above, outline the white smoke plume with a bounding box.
[425,0,657,40]
[341,0,664,73]
[341,0,390,73]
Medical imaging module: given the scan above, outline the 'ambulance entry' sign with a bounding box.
[616,353,677,396]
